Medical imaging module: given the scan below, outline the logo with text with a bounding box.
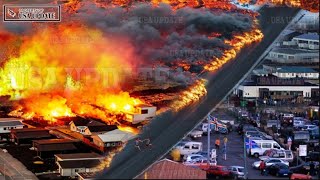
[3,4,61,22]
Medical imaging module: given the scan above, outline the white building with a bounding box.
[55,153,104,178]
[267,48,319,64]
[272,66,319,79]
[292,33,319,50]
[0,118,24,134]
[124,105,157,124]
[91,129,135,150]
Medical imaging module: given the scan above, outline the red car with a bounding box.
[200,165,232,178]
[290,173,312,180]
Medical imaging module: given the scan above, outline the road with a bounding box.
[99,6,300,179]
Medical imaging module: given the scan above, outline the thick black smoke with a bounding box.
[75,3,254,64]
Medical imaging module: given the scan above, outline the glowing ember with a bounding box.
[205,28,264,71]
[170,79,207,111]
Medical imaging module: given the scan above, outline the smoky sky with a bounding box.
[75,3,254,63]
[1,2,254,65]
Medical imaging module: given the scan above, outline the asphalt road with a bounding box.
[99,6,300,179]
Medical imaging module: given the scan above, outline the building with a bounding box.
[91,129,135,150]
[235,76,319,103]
[292,33,319,50]
[271,66,319,79]
[55,153,104,162]
[77,172,96,180]
[10,128,53,144]
[136,159,206,179]
[267,48,319,64]
[124,105,157,124]
[56,159,101,177]
[69,118,117,136]
[32,139,80,157]
[0,118,24,139]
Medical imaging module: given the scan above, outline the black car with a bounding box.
[290,161,319,175]
[266,163,292,177]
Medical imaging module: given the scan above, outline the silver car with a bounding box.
[229,166,246,179]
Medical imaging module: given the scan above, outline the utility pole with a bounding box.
[207,114,211,165]
[243,136,248,179]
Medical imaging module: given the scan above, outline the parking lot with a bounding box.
[177,107,319,179]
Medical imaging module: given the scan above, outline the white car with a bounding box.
[189,130,203,139]
[183,157,217,167]
[252,158,289,169]
[302,125,317,131]
[183,154,204,162]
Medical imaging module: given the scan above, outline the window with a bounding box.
[184,145,190,149]
[141,109,148,114]
[75,169,79,172]
[192,144,200,149]
[278,152,285,158]
[273,143,281,149]
[262,143,272,148]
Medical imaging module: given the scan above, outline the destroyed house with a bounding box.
[33,139,81,157]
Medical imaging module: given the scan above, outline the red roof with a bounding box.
[136,159,206,179]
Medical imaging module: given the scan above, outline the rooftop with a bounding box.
[271,48,319,55]
[55,153,104,160]
[136,159,206,179]
[77,172,96,179]
[294,33,319,41]
[57,159,101,169]
[96,129,135,143]
[11,128,52,139]
[276,66,318,73]
[70,118,106,127]
[33,139,78,145]
[0,120,24,127]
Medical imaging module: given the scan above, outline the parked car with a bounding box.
[175,141,202,156]
[200,165,232,178]
[266,163,292,177]
[293,120,306,130]
[183,154,204,162]
[290,161,319,175]
[229,166,245,179]
[308,126,319,139]
[252,158,289,169]
[245,131,273,140]
[189,130,203,139]
[266,120,281,129]
[301,125,317,131]
[311,120,319,126]
[183,157,217,167]
[290,173,312,180]
[259,150,294,162]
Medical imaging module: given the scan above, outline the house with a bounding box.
[124,105,157,124]
[0,118,24,135]
[32,139,80,157]
[69,118,117,136]
[10,128,53,144]
[292,33,319,50]
[77,172,96,180]
[91,129,135,150]
[135,159,206,179]
[267,48,319,64]
[55,153,104,162]
[56,159,101,177]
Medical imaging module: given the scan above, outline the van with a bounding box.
[176,141,203,156]
[248,140,284,158]
[259,149,294,162]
